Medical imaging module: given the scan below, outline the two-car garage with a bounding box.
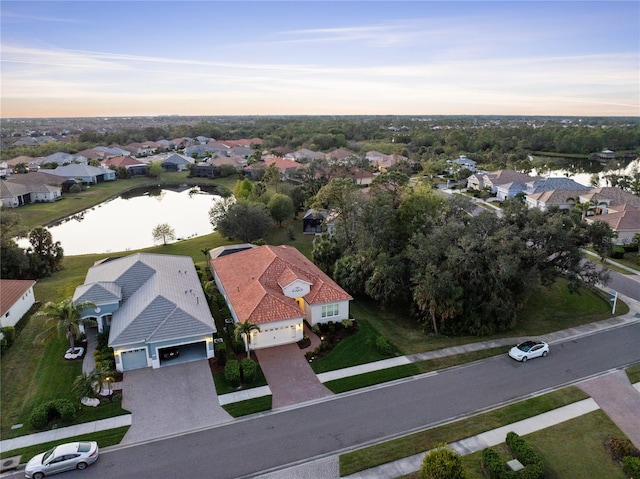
[119,341,209,371]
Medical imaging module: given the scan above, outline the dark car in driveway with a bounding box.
[161,347,180,360]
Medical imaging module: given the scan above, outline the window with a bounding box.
[321,304,339,319]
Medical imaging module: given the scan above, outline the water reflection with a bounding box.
[22,186,223,256]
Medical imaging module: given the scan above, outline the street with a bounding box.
[23,321,638,479]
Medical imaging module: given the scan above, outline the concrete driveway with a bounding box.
[121,360,232,444]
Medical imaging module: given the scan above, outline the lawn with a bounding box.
[339,386,589,476]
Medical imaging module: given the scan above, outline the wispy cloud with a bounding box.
[1,11,80,24]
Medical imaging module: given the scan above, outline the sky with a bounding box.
[1,1,639,118]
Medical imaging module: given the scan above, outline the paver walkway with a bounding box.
[120,360,232,444]
[255,326,333,408]
[578,370,640,449]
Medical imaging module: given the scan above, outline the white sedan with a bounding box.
[25,441,99,479]
[508,340,549,362]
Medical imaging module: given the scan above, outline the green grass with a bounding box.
[455,411,627,479]
[0,426,130,462]
[339,386,589,476]
[310,319,393,374]
[221,396,272,417]
[212,367,268,395]
[15,172,240,230]
[627,364,640,384]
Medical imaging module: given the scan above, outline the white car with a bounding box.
[25,441,99,479]
[508,340,549,362]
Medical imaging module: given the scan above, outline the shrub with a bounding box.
[241,358,258,384]
[341,319,353,330]
[232,336,245,354]
[610,245,625,259]
[29,399,77,430]
[505,432,544,479]
[312,324,321,335]
[0,326,16,355]
[605,435,640,461]
[623,456,640,477]
[215,343,227,367]
[481,448,504,479]
[224,360,241,388]
[375,336,393,356]
[327,321,336,333]
[96,332,109,350]
[420,443,466,479]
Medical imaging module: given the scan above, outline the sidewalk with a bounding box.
[2,292,638,458]
[0,415,131,454]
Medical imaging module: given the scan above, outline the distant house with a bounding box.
[286,149,325,161]
[161,153,194,172]
[587,205,640,245]
[184,145,216,159]
[102,156,148,176]
[467,169,541,194]
[303,209,329,235]
[209,156,248,170]
[211,245,352,350]
[326,149,357,162]
[94,146,132,158]
[447,155,477,173]
[50,164,116,184]
[191,163,219,178]
[36,152,88,166]
[74,253,216,371]
[0,279,36,329]
[597,150,615,161]
[1,171,63,207]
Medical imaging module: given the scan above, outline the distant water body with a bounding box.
[18,186,222,256]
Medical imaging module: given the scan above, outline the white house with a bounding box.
[0,280,36,329]
[211,245,353,350]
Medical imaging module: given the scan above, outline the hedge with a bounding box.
[224,359,241,388]
[215,343,227,367]
[375,336,393,356]
[481,432,544,479]
[241,358,257,384]
[0,326,16,355]
[29,399,77,430]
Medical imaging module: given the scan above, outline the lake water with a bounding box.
[20,186,223,255]
[533,158,639,187]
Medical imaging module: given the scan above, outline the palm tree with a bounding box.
[234,319,261,358]
[33,298,96,353]
[73,365,114,399]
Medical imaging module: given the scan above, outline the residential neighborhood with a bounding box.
[1,116,639,479]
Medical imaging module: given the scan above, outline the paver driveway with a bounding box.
[121,360,232,444]
[255,342,333,409]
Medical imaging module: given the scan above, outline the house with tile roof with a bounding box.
[1,171,63,207]
[211,245,352,350]
[102,156,148,176]
[585,205,640,245]
[74,253,216,371]
[0,279,36,329]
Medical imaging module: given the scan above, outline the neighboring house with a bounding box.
[190,163,219,178]
[73,253,216,372]
[94,146,132,158]
[264,157,304,179]
[7,156,36,170]
[125,142,157,156]
[303,209,329,234]
[50,164,116,184]
[211,245,353,350]
[76,148,107,161]
[326,149,357,162]
[447,155,477,173]
[286,149,326,161]
[229,146,255,158]
[597,149,615,161]
[102,156,148,176]
[1,172,63,207]
[161,153,194,171]
[0,279,36,329]
[209,156,248,170]
[0,161,8,179]
[525,189,593,212]
[467,169,542,193]
[184,144,216,158]
[36,152,88,167]
[586,205,640,245]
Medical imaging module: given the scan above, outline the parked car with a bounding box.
[508,340,549,362]
[161,346,180,360]
[25,441,99,479]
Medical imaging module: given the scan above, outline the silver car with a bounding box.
[25,441,99,479]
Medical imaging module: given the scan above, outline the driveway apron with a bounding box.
[121,360,232,444]
[578,370,640,449]
[255,343,333,409]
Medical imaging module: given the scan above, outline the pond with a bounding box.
[21,185,223,256]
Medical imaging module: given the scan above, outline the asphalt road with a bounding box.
[30,321,639,479]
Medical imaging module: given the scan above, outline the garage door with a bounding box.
[121,348,148,371]
[254,324,298,349]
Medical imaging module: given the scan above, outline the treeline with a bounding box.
[3,117,639,164]
[310,174,613,336]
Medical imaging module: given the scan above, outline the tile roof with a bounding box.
[212,245,352,325]
[6,171,63,186]
[0,279,36,316]
[587,207,640,231]
[102,156,145,167]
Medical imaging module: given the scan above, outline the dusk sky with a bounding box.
[1,1,638,118]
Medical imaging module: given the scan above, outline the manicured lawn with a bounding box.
[15,172,239,230]
[0,426,130,462]
[627,364,640,384]
[339,386,589,476]
[222,396,272,417]
[452,411,627,479]
[213,367,268,395]
[310,318,393,374]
